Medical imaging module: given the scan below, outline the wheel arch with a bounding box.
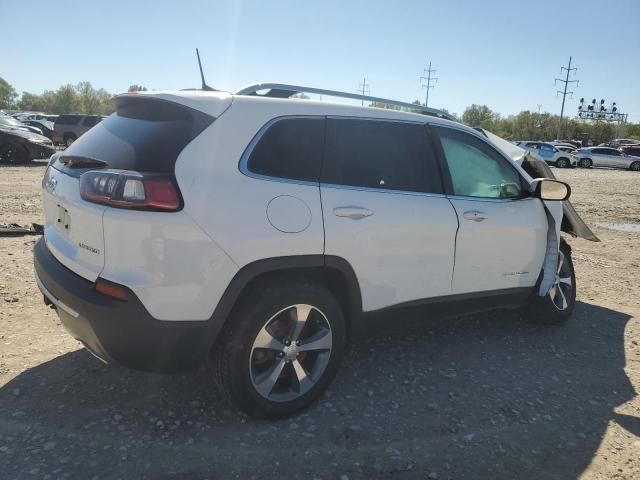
[211,255,363,338]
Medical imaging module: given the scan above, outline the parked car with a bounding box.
[620,145,640,158]
[35,85,588,418]
[22,120,54,140]
[0,127,55,164]
[603,138,640,147]
[573,147,640,171]
[515,141,575,168]
[13,112,48,122]
[0,115,44,135]
[554,144,577,153]
[53,114,103,146]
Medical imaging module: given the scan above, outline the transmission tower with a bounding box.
[357,77,370,106]
[420,62,438,107]
[555,56,579,140]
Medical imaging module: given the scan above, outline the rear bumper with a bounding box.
[33,238,223,372]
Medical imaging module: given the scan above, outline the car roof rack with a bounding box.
[234,83,457,122]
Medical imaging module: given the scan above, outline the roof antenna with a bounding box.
[196,48,216,91]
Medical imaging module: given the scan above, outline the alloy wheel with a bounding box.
[249,304,333,402]
[549,251,573,311]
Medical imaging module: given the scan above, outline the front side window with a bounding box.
[436,127,525,199]
[605,149,621,156]
[321,118,438,193]
[246,117,324,182]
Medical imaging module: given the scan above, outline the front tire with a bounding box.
[0,143,29,164]
[214,281,347,418]
[556,158,570,168]
[579,158,592,168]
[525,242,576,325]
[630,161,640,172]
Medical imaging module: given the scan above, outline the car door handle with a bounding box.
[333,206,373,220]
[463,210,488,222]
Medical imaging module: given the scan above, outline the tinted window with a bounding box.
[246,117,324,182]
[322,118,437,193]
[436,127,524,199]
[54,97,213,177]
[55,115,81,125]
[605,149,621,156]
[82,116,99,127]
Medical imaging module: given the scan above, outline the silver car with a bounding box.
[573,147,640,171]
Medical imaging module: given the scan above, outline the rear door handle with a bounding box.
[333,206,373,220]
[463,210,488,222]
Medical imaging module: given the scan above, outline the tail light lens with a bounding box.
[80,171,181,211]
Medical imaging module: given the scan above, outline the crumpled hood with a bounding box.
[475,128,599,243]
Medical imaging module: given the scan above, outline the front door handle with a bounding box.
[463,210,488,222]
[333,206,373,220]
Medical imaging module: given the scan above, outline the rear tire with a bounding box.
[213,281,347,418]
[525,242,576,325]
[556,158,570,168]
[630,161,640,172]
[579,158,592,168]
[64,134,76,147]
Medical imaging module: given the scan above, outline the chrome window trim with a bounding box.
[320,182,447,199]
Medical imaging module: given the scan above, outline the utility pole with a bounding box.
[357,77,370,106]
[420,62,438,107]
[537,104,542,113]
[555,56,579,140]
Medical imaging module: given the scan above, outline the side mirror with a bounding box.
[530,178,571,201]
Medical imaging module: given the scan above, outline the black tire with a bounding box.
[630,161,640,172]
[579,158,592,168]
[525,242,576,325]
[64,134,76,147]
[213,280,347,418]
[556,157,570,168]
[0,143,30,164]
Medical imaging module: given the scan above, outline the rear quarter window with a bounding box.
[245,117,324,182]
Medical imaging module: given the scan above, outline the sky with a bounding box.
[2,0,639,120]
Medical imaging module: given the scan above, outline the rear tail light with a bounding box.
[80,170,181,211]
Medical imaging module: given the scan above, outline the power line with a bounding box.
[554,56,579,140]
[357,77,370,106]
[420,62,438,107]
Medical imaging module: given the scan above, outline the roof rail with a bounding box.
[234,83,457,122]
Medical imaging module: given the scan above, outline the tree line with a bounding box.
[0,77,146,116]
[1,77,638,141]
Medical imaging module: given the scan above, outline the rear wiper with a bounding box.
[59,155,107,169]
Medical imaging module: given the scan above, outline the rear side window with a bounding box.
[82,116,100,127]
[322,118,438,193]
[55,97,214,176]
[55,115,81,125]
[246,117,324,182]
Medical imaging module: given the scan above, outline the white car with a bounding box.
[573,147,640,171]
[35,83,587,417]
[516,141,575,168]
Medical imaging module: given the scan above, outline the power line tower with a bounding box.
[357,77,370,106]
[555,56,579,140]
[420,62,438,107]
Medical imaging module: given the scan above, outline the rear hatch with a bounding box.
[42,93,223,281]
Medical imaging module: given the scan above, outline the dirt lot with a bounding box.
[1,161,639,480]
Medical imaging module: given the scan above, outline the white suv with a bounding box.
[34,84,584,417]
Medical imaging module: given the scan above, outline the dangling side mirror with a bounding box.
[530,178,571,201]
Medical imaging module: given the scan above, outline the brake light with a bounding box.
[80,171,181,211]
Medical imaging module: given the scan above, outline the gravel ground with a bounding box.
[1,161,639,480]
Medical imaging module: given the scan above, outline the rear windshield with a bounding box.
[53,97,214,176]
[55,115,82,125]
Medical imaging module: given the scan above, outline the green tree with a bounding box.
[0,77,18,109]
[128,84,148,92]
[49,84,81,114]
[461,104,497,130]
